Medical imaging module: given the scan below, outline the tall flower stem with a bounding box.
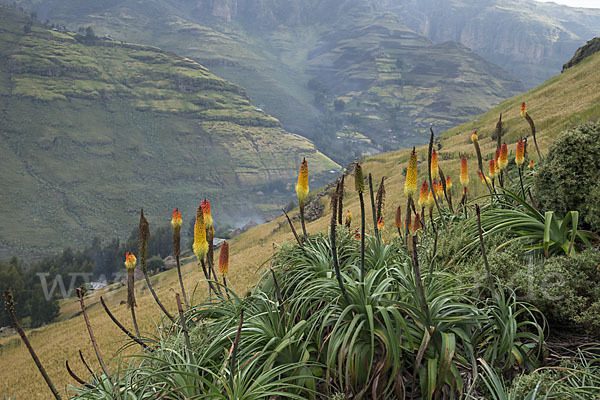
[229,309,244,391]
[4,291,63,400]
[77,288,111,380]
[331,180,350,302]
[518,166,526,200]
[471,132,494,197]
[100,296,147,349]
[172,209,188,308]
[476,204,496,296]
[337,174,345,225]
[139,210,175,323]
[368,174,378,237]
[355,163,366,281]
[428,128,445,229]
[176,293,194,364]
[409,236,432,327]
[281,207,303,248]
[439,168,454,213]
[299,205,307,239]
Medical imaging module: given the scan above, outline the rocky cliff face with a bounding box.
[563,37,600,71]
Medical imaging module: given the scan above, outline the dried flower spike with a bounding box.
[354,163,364,193]
[219,241,229,276]
[395,206,402,228]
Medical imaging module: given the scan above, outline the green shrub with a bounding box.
[511,250,600,332]
[533,122,600,232]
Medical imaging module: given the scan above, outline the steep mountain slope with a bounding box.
[2,38,599,399]
[389,0,600,87]
[4,0,525,156]
[0,6,338,259]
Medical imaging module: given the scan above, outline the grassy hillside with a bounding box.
[0,6,338,259]
[1,36,599,399]
[4,0,525,156]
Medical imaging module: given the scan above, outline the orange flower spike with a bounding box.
[395,206,402,228]
[193,206,208,259]
[377,218,384,231]
[431,149,439,180]
[124,252,137,271]
[498,143,508,171]
[446,176,452,190]
[404,147,418,198]
[201,199,213,228]
[417,181,429,209]
[171,208,183,229]
[413,213,422,232]
[219,241,229,276]
[489,159,497,179]
[296,158,309,206]
[460,156,469,187]
[520,102,527,118]
[407,212,412,232]
[528,160,535,170]
[515,138,525,167]
[437,179,444,197]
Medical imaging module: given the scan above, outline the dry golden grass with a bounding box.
[2,51,599,399]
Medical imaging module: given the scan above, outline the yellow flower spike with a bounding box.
[515,138,525,167]
[201,199,213,228]
[296,158,309,206]
[498,143,508,171]
[404,147,418,198]
[417,181,429,209]
[460,156,469,187]
[471,131,478,144]
[219,241,229,276]
[124,252,137,271]
[446,176,452,190]
[431,149,439,180]
[171,208,183,229]
[354,163,364,193]
[345,210,352,227]
[520,102,527,118]
[478,171,491,186]
[193,206,208,260]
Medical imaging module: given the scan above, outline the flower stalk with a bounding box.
[171,208,188,308]
[355,162,367,281]
[4,290,63,400]
[139,210,175,322]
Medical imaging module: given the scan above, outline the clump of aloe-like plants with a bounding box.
[8,104,598,399]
